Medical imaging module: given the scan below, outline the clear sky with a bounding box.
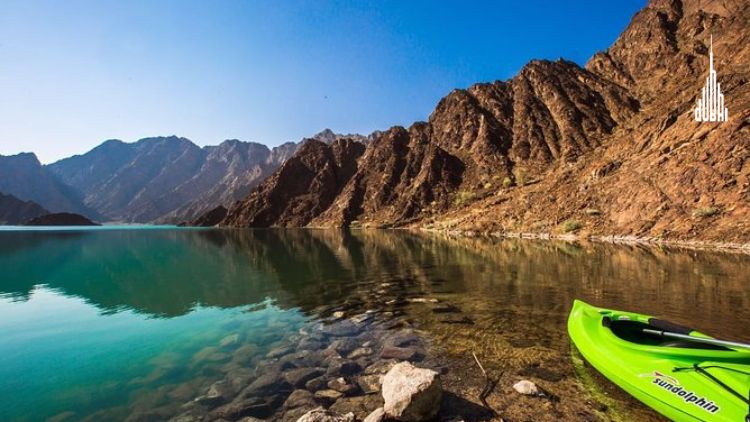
[0,0,645,163]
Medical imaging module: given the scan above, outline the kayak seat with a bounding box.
[603,317,730,350]
[648,318,693,335]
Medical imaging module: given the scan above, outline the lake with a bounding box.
[1,228,748,421]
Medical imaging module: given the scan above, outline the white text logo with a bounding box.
[695,35,728,122]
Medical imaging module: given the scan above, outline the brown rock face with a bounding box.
[221,139,366,227]
[211,0,750,242]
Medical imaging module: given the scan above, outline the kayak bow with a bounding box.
[568,300,750,421]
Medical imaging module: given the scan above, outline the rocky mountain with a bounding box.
[209,0,750,244]
[0,192,49,224]
[222,138,366,227]
[0,153,98,218]
[46,129,369,223]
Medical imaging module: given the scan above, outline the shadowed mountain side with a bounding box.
[0,192,48,224]
[0,153,100,219]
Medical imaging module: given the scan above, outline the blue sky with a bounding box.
[0,0,645,163]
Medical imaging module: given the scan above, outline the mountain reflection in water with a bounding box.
[0,228,748,421]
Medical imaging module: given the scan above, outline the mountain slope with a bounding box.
[0,153,98,218]
[210,0,750,243]
[0,192,49,224]
[222,138,366,227]
[47,129,372,223]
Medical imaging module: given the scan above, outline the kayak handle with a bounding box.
[643,329,750,351]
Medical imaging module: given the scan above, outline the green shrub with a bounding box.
[502,177,514,188]
[514,169,527,186]
[483,182,492,189]
[692,207,720,218]
[561,219,583,233]
[454,191,476,206]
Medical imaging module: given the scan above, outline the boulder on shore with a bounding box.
[382,362,442,421]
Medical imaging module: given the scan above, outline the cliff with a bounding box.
[209,0,750,243]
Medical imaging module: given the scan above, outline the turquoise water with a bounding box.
[1,228,749,421]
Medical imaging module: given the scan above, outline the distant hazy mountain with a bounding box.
[0,192,49,224]
[46,129,370,223]
[0,153,98,218]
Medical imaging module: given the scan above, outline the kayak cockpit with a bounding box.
[603,317,732,351]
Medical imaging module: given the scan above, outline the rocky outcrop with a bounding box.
[381,362,442,421]
[187,205,228,227]
[207,0,750,243]
[296,408,355,422]
[221,139,366,227]
[24,212,99,226]
[0,192,49,225]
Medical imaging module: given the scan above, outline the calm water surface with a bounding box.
[0,228,748,421]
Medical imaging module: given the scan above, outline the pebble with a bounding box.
[513,379,540,395]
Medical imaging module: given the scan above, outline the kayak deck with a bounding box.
[568,300,750,421]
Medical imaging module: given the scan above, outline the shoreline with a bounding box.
[418,228,750,255]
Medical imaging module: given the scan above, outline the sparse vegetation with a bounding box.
[514,169,527,187]
[561,219,583,233]
[502,177,514,188]
[454,190,476,206]
[483,182,492,189]
[531,220,549,230]
[692,207,720,218]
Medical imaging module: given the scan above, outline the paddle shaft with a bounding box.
[643,328,750,351]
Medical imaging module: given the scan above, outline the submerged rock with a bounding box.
[284,389,317,409]
[284,368,324,388]
[380,346,422,362]
[219,334,240,348]
[382,362,442,421]
[313,389,343,405]
[296,408,355,422]
[327,377,358,395]
[329,395,384,420]
[355,374,382,394]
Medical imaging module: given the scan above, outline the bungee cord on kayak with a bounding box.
[569,300,750,421]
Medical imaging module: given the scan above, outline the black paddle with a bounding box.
[643,328,750,351]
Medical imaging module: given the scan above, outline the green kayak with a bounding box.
[568,300,750,421]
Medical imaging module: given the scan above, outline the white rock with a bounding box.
[382,362,442,421]
[296,408,355,422]
[513,379,539,395]
[219,333,239,347]
[363,407,385,422]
